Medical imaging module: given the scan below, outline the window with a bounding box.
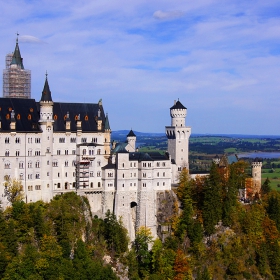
[57,183,61,188]
[46,148,50,153]
[65,150,68,155]
[35,151,40,156]
[97,172,101,177]
[35,161,40,168]
[83,149,86,155]
[5,151,9,157]
[35,138,41,143]
[157,182,159,186]
[57,150,61,155]
[47,172,49,176]
[70,138,76,143]
[65,172,67,177]
[163,182,165,186]
[58,173,60,178]
[35,174,40,179]
[81,138,87,143]
[52,161,58,167]
[72,160,76,166]
[97,161,101,167]
[134,163,136,167]
[162,162,166,167]
[28,161,32,168]
[19,173,24,180]
[59,138,65,143]
[4,162,10,169]
[143,163,146,167]
[4,175,10,181]
[19,162,24,169]
[98,182,101,187]
[143,183,146,187]
[72,150,76,155]
[157,172,159,177]
[157,162,160,167]
[65,182,68,189]
[90,182,93,188]
[163,172,165,177]
[15,137,20,143]
[143,173,146,178]
[47,160,49,165]
[130,183,132,186]
[90,172,94,177]
[16,151,20,156]
[28,150,32,156]
[5,137,10,144]
[148,163,151,167]
[73,172,75,177]
[134,173,136,177]
[65,161,68,167]
[97,149,101,155]
[28,174,32,179]
[28,186,33,191]
[28,138,32,144]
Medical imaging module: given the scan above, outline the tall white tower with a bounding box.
[3,36,31,98]
[165,100,191,179]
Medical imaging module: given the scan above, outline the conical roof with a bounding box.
[40,74,53,102]
[11,38,24,69]
[170,100,186,110]
[127,129,136,137]
[104,113,110,130]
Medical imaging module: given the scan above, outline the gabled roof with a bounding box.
[40,75,52,102]
[11,38,24,69]
[112,142,128,153]
[127,129,136,137]
[170,100,186,110]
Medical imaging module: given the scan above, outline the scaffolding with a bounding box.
[3,53,31,99]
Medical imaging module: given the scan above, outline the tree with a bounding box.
[133,226,153,277]
[202,164,223,235]
[3,178,24,204]
[173,249,191,280]
[261,178,271,196]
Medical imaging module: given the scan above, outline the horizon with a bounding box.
[1,1,280,135]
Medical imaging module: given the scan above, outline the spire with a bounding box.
[11,34,24,69]
[104,113,110,130]
[40,72,53,102]
[127,129,136,137]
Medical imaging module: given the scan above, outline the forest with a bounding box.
[1,161,280,279]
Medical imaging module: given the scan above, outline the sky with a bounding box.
[1,0,280,135]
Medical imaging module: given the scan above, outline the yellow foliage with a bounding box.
[4,178,24,204]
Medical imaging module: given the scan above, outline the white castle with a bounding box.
[0,40,192,240]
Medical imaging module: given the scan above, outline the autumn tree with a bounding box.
[4,178,24,204]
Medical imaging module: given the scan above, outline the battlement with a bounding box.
[170,108,186,119]
[252,162,262,168]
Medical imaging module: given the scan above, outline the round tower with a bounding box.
[126,129,136,152]
[170,100,187,127]
[252,159,262,195]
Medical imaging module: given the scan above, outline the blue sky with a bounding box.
[1,0,280,135]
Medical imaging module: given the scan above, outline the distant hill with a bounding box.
[112,130,280,140]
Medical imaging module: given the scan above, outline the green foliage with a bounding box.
[261,177,272,195]
[103,210,129,256]
[3,178,24,204]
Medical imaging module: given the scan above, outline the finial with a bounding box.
[16,32,19,43]
[45,70,48,79]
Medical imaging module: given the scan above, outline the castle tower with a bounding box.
[251,159,262,195]
[3,36,31,98]
[165,100,191,182]
[38,73,54,202]
[104,113,111,158]
[126,129,136,152]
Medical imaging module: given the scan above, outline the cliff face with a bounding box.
[156,190,177,241]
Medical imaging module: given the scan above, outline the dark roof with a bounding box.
[129,152,169,162]
[40,76,52,102]
[102,163,116,170]
[0,98,41,132]
[170,100,186,110]
[11,39,24,69]
[127,129,136,137]
[50,102,106,132]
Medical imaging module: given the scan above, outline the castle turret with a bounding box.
[38,73,54,202]
[126,129,136,152]
[165,100,191,182]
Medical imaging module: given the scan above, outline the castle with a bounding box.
[0,39,193,240]
[0,39,262,240]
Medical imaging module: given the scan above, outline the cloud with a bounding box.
[153,10,184,20]
[19,35,47,44]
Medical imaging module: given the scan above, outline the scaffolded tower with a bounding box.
[3,37,31,99]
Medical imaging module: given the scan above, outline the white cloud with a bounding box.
[19,35,46,44]
[153,10,184,20]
